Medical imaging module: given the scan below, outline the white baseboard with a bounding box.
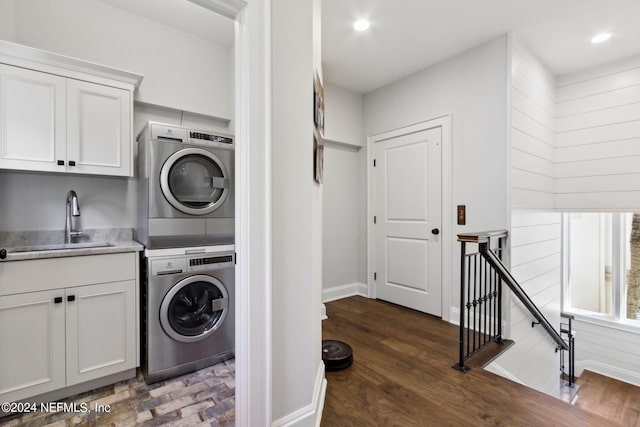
[272,361,327,427]
[322,282,367,303]
[575,360,640,388]
[449,306,461,326]
[321,303,327,320]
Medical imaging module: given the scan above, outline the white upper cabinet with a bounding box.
[0,41,142,177]
[67,80,131,176]
[0,64,66,172]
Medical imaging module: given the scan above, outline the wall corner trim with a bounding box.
[271,361,327,427]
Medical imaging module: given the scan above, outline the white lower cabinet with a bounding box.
[0,253,138,403]
[66,280,136,386]
[0,290,66,401]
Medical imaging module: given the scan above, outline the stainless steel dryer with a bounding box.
[141,245,235,384]
[137,122,234,249]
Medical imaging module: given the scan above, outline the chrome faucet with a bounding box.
[65,190,83,243]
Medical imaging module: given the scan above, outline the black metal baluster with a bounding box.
[483,255,488,345]
[497,238,503,341]
[457,241,467,370]
[473,252,478,351]
[467,254,471,357]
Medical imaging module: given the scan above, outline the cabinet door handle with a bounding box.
[54,297,63,304]
[57,160,65,166]
[67,295,75,302]
[68,161,76,167]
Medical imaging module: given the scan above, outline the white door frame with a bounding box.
[367,115,453,322]
[191,0,272,425]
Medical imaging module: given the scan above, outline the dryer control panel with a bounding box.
[188,254,234,272]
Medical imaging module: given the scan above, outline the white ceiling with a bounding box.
[98,0,234,45]
[322,0,640,94]
[97,0,640,94]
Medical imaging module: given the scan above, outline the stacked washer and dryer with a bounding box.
[136,122,235,383]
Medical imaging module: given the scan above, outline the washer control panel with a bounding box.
[151,258,187,276]
[147,248,235,276]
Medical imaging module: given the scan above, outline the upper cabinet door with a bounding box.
[66,80,131,177]
[0,64,66,172]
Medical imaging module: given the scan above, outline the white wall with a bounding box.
[554,55,640,387]
[7,0,233,120]
[494,44,640,396]
[573,321,640,387]
[363,35,509,317]
[488,42,563,397]
[271,0,324,424]
[498,209,562,395]
[321,83,367,301]
[0,0,15,41]
[323,83,364,147]
[322,143,365,300]
[511,43,556,209]
[555,55,640,210]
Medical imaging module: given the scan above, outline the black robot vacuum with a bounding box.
[322,340,353,371]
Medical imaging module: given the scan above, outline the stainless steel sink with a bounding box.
[8,242,116,253]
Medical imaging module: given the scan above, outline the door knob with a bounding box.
[431,228,440,235]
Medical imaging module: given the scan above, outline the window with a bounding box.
[563,212,640,324]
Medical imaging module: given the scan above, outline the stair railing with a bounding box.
[454,230,571,374]
[453,231,506,372]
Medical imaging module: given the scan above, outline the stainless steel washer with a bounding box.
[141,245,235,384]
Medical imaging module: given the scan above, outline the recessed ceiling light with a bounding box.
[591,33,612,44]
[353,19,370,32]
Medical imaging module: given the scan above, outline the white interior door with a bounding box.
[375,125,442,316]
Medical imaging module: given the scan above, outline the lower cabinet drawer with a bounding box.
[0,252,136,296]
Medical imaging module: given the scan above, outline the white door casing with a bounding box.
[368,116,452,320]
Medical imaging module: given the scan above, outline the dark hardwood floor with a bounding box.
[321,296,618,427]
[576,370,640,426]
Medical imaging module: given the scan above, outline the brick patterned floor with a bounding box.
[0,359,235,427]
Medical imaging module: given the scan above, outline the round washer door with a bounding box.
[160,147,230,216]
[160,275,229,343]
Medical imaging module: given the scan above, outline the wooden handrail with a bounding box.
[457,230,508,243]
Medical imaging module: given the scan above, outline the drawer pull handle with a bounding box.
[54,297,63,304]
[67,295,75,302]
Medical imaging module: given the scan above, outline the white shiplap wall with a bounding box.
[511,43,556,209]
[489,42,563,396]
[556,56,640,210]
[500,209,562,394]
[555,55,640,386]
